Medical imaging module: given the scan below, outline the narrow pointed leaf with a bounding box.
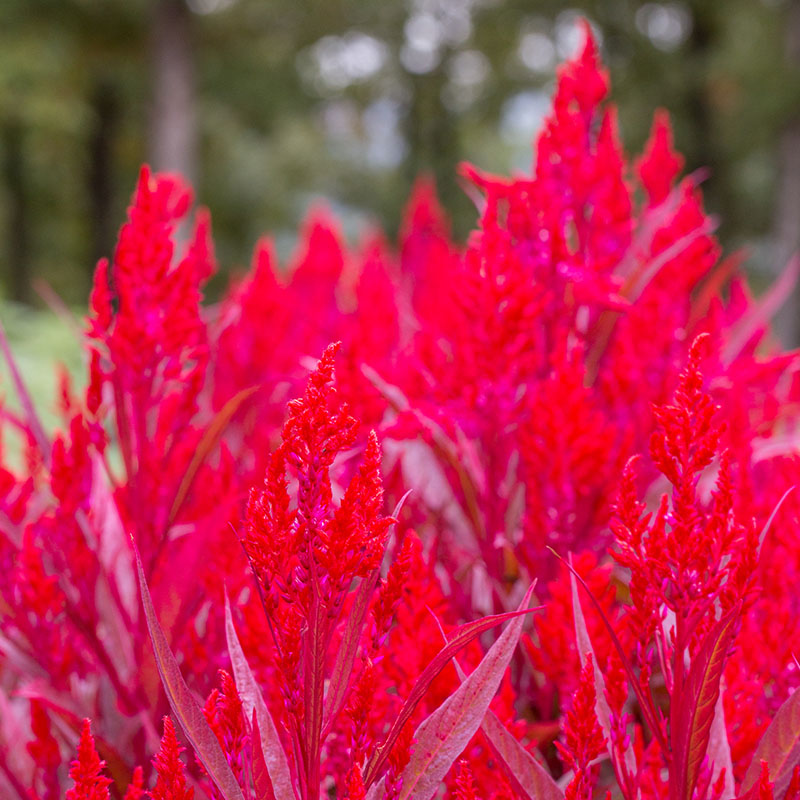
[570,568,636,777]
[451,657,562,800]
[169,386,258,526]
[362,584,538,789]
[323,568,379,732]
[397,583,535,800]
[673,604,740,800]
[758,488,794,555]
[742,676,800,797]
[366,777,385,800]
[722,255,800,365]
[135,548,245,800]
[707,693,735,800]
[251,712,277,800]
[323,490,412,735]
[303,596,326,798]
[224,595,295,800]
[0,318,50,462]
[556,550,668,753]
[481,710,563,800]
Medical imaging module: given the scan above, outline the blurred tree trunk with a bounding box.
[2,120,31,304]
[772,0,800,346]
[88,81,118,271]
[685,5,718,185]
[405,66,464,236]
[149,0,197,186]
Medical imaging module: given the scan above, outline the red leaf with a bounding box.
[560,551,668,754]
[362,584,539,789]
[168,385,258,526]
[397,583,536,800]
[251,712,277,800]
[303,595,327,798]
[673,604,740,800]
[224,595,296,800]
[450,656,562,800]
[721,256,800,365]
[323,490,411,735]
[322,568,379,733]
[707,694,734,800]
[481,711,563,800]
[135,547,245,800]
[742,681,800,798]
[570,567,637,778]
[0,317,50,463]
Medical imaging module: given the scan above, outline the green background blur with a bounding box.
[1,0,800,417]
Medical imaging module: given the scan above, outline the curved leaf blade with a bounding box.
[135,548,245,800]
[323,569,379,732]
[674,604,740,800]
[742,678,800,796]
[450,655,562,800]
[481,709,563,800]
[362,585,539,789]
[224,595,296,800]
[707,693,735,800]
[570,566,637,777]
[323,491,412,735]
[557,550,667,754]
[168,386,258,526]
[398,583,535,800]
[251,712,277,800]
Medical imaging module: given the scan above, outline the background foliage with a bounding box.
[1,1,800,326]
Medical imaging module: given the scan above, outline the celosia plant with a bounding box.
[3,18,800,800]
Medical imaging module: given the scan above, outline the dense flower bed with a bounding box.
[2,24,800,800]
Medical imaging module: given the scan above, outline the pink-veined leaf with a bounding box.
[480,710,564,800]
[251,711,277,800]
[570,566,637,778]
[707,692,734,800]
[557,550,668,754]
[365,777,385,800]
[361,583,539,789]
[323,490,412,736]
[758,488,794,554]
[0,317,50,464]
[168,385,258,526]
[673,604,740,800]
[224,595,296,800]
[361,365,486,539]
[135,547,245,800]
[322,567,379,733]
[721,255,800,366]
[396,582,535,800]
[742,676,800,796]
[0,688,34,779]
[303,595,326,798]
[450,643,562,800]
